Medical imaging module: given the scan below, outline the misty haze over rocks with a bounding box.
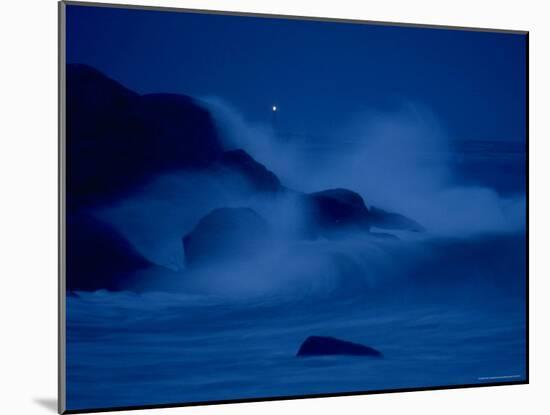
[64,62,526,410]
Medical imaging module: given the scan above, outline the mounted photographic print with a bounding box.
[58,1,528,413]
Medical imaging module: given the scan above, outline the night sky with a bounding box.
[66,4,527,141]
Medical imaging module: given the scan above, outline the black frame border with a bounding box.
[58,1,530,413]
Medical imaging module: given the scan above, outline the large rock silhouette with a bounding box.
[304,188,371,237]
[183,207,270,266]
[66,64,223,208]
[66,213,152,291]
[303,188,424,237]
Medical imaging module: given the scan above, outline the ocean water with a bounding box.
[66,232,526,410]
[65,139,526,411]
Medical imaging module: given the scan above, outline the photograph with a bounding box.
[5,1,549,415]
[61,2,527,412]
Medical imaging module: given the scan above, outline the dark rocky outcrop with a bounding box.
[297,336,383,357]
[370,206,425,232]
[216,149,283,193]
[66,64,223,208]
[183,207,270,266]
[64,65,428,292]
[302,188,425,237]
[304,188,371,237]
[66,213,152,291]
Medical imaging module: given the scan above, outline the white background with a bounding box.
[0,0,546,413]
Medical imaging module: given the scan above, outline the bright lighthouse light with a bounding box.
[272,105,277,112]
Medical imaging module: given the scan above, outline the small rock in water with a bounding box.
[296,336,383,357]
